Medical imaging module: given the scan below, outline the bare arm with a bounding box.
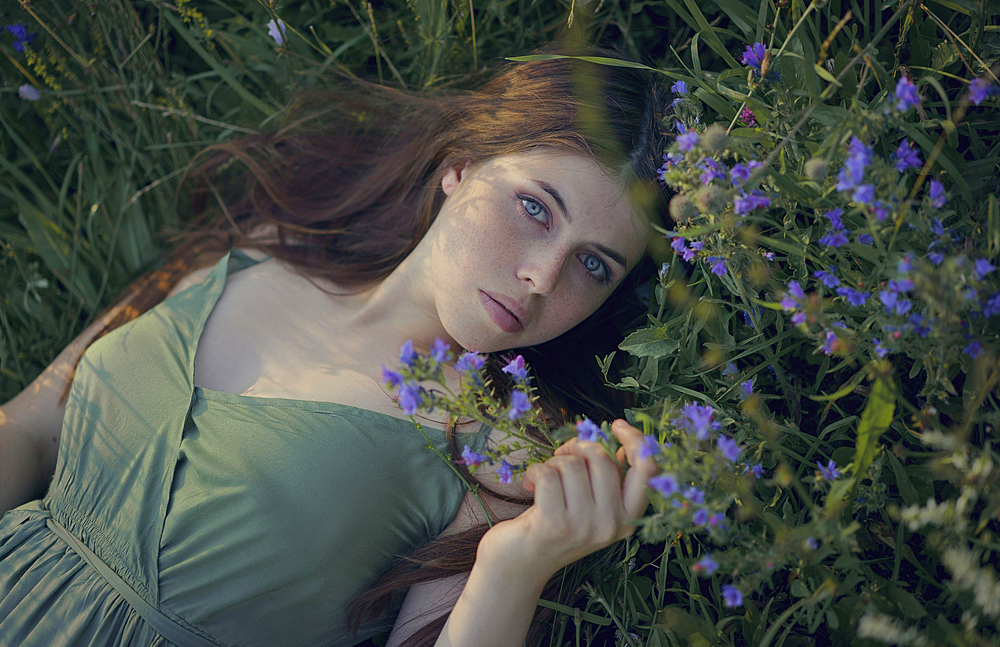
[388,420,658,647]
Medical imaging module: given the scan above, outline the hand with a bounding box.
[474,419,659,586]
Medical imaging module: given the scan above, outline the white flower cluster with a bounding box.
[942,546,1000,622]
[899,489,975,532]
[856,613,928,646]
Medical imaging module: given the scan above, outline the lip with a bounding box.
[479,290,527,334]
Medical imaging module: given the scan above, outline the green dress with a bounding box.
[0,252,489,647]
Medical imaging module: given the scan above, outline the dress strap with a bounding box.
[45,518,224,647]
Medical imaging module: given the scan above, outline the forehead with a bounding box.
[478,149,650,266]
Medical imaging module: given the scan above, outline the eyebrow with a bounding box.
[535,180,629,271]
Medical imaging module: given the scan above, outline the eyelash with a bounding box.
[514,193,613,287]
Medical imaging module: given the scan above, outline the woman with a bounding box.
[0,51,670,646]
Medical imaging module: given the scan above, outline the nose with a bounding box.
[516,249,565,296]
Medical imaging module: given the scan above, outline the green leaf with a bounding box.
[851,368,896,496]
[883,450,920,506]
[619,327,681,358]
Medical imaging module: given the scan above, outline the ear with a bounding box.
[441,162,469,196]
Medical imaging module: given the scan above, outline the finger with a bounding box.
[559,441,626,525]
[523,462,567,516]
[554,437,579,457]
[612,420,660,522]
[611,419,646,466]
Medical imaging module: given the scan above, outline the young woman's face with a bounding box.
[427,149,649,353]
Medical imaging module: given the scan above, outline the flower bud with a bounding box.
[669,193,698,222]
[804,158,829,182]
[694,185,727,215]
[700,123,729,154]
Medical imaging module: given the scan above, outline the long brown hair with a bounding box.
[98,46,672,646]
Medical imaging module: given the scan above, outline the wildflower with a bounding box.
[699,158,727,185]
[739,378,754,401]
[871,201,890,221]
[707,257,727,277]
[974,258,996,280]
[429,338,451,363]
[741,42,767,72]
[738,106,757,126]
[824,208,844,230]
[723,362,739,378]
[780,281,804,310]
[853,184,875,205]
[576,418,607,443]
[729,161,762,184]
[873,338,890,358]
[893,138,922,172]
[898,255,914,273]
[748,463,765,478]
[819,229,849,248]
[722,585,743,607]
[683,486,705,505]
[5,24,34,52]
[649,474,680,497]
[674,402,721,440]
[817,459,840,480]
[893,76,922,111]
[879,290,912,316]
[984,293,1000,317]
[791,311,807,325]
[17,83,40,101]
[928,252,944,265]
[968,77,998,106]
[672,80,688,95]
[502,355,529,384]
[693,508,709,525]
[507,390,532,420]
[397,382,423,415]
[909,313,931,337]
[717,435,742,462]
[805,537,819,550]
[819,330,839,355]
[658,263,670,281]
[461,445,489,467]
[266,18,287,45]
[454,351,485,373]
[963,340,984,359]
[399,340,417,367]
[497,461,514,484]
[677,129,699,152]
[708,512,726,526]
[836,287,868,306]
[638,435,661,460]
[929,179,947,208]
[693,555,719,575]
[658,152,684,183]
[381,367,404,387]
[733,190,771,216]
[814,269,839,288]
[857,233,874,245]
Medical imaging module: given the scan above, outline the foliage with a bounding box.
[3,0,1000,646]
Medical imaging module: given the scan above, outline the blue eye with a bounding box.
[520,196,548,224]
[580,253,611,285]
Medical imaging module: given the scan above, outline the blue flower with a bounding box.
[791,311,807,325]
[813,269,839,288]
[717,435,742,462]
[741,42,767,71]
[694,555,718,575]
[893,76,922,111]
[507,390,532,420]
[677,130,699,152]
[836,287,868,306]
[398,382,423,415]
[497,460,514,484]
[974,258,996,280]
[893,138,922,172]
[266,18,287,45]
[722,585,743,607]
[984,293,1000,317]
[819,330,839,355]
[780,281,804,310]
[707,257,727,277]
[723,362,739,378]
[964,340,984,359]
[928,252,945,265]
[748,463,765,478]
[658,262,670,281]
[18,84,40,101]
[879,290,912,316]
[817,459,840,480]
[672,80,688,95]
[638,435,661,460]
[853,184,875,204]
[929,179,947,208]
[805,537,819,550]
[399,339,417,366]
[649,474,679,497]
[734,190,771,216]
[381,366,404,387]
[968,77,998,106]
[455,351,485,373]
[461,444,489,467]
[909,313,931,337]
[430,338,451,363]
[898,255,915,273]
[857,233,874,245]
[674,402,721,440]
[5,24,35,52]
[819,230,849,248]
[683,486,706,504]
[699,158,727,185]
[502,355,529,384]
[692,508,709,525]
[824,208,845,230]
[729,161,762,185]
[576,418,607,443]
[739,378,754,401]
[709,512,726,526]
[873,338,890,358]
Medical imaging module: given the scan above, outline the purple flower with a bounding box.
[722,585,743,607]
[699,158,727,185]
[984,293,1000,317]
[739,106,757,126]
[708,512,726,526]
[824,208,844,230]
[683,486,705,505]
[805,537,819,550]
[929,179,947,208]
[749,463,765,478]
[893,138,922,172]
[717,435,742,462]
[734,190,771,216]
[5,24,35,52]
[266,18,287,45]
[461,444,489,467]
[672,80,688,94]
[964,340,984,359]
[893,76,922,111]
[853,184,875,205]
[381,366,404,387]
[508,390,532,420]
[399,339,417,366]
[974,258,995,280]
[397,382,423,415]
[968,77,998,106]
[780,281,804,311]
[707,257,727,277]
[814,269,839,288]
[677,130,699,152]
[502,355,529,384]
[787,280,806,300]
[791,311,807,325]
[692,508,709,525]
[819,230,850,248]
[576,418,607,443]
[739,378,754,401]
[887,278,914,293]
[819,330,839,355]
[898,255,915,273]
[638,435,661,459]
[674,402,721,440]
[817,459,840,480]
[671,237,687,253]
[497,460,514,484]
[730,161,762,184]
[430,338,451,363]
[741,42,767,71]
[909,313,931,337]
[723,362,739,377]
[857,233,874,245]
[928,252,945,265]
[649,474,679,497]
[879,290,912,316]
[455,351,486,373]
[836,287,868,306]
[694,555,719,575]
[18,84,40,101]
